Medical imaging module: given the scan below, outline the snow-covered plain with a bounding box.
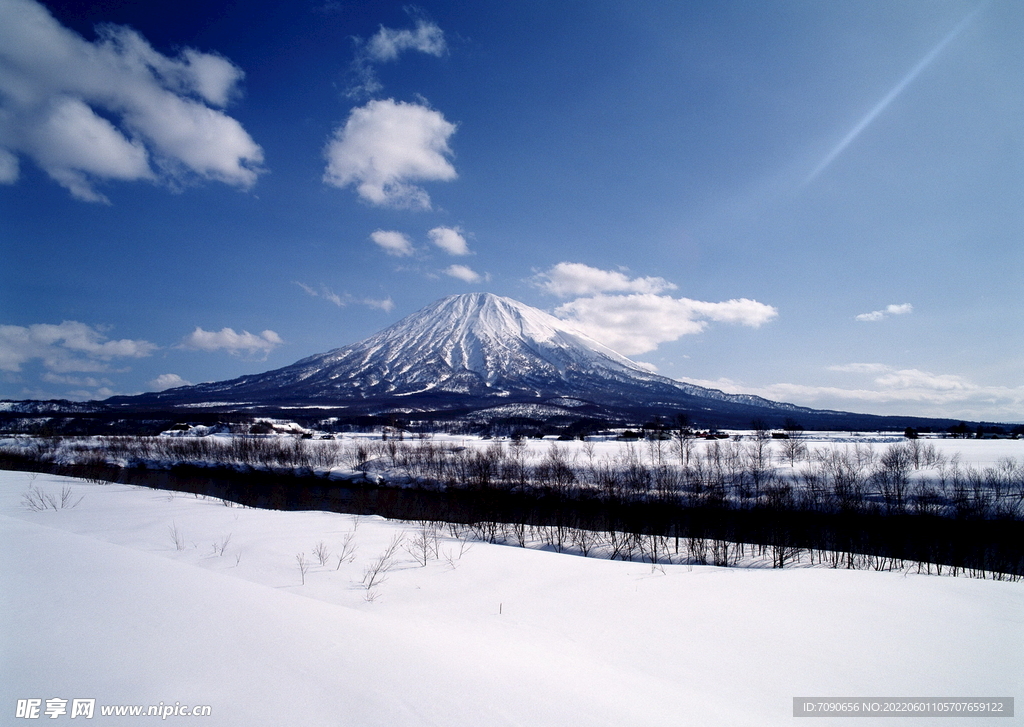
[1,467,1021,726]
[5,428,1020,483]
[378,429,1023,470]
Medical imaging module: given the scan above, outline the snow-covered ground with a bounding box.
[392,429,1023,470]
[1,468,1021,726]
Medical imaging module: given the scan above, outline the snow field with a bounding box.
[6,430,1020,488]
[412,430,1023,468]
[1,468,1022,726]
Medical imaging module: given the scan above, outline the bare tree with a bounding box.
[607,529,626,561]
[335,531,357,569]
[906,436,924,469]
[404,524,439,566]
[671,428,697,468]
[313,540,331,566]
[779,436,808,467]
[362,533,404,590]
[441,539,472,569]
[296,553,309,585]
[745,435,774,499]
[618,443,651,499]
[539,443,576,495]
[212,533,232,556]
[569,526,599,557]
[22,485,83,511]
[874,443,913,513]
[710,538,731,567]
[168,523,186,551]
[22,485,49,512]
[818,446,865,512]
[688,534,708,565]
[510,520,528,548]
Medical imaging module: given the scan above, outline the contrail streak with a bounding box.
[805,4,986,184]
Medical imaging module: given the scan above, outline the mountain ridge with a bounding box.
[1,288,977,432]
[103,293,807,419]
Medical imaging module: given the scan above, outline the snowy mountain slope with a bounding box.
[108,293,813,421]
[0,400,108,414]
[88,292,970,430]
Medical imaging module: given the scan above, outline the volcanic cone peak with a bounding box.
[108,292,809,422]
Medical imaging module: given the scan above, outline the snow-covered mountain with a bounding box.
[106,292,827,424]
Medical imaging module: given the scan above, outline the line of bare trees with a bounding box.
[3,433,1023,578]
[4,433,1024,520]
[5,433,1024,518]
[419,517,1015,580]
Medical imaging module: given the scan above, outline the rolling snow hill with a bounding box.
[2,468,1021,726]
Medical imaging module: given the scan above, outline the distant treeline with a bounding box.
[1,433,1022,579]
[4,403,1021,438]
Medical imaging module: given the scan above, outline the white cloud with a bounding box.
[554,293,778,355]
[176,48,245,107]
[148,373,191,391]
[828,364,981,396]
[67,386,114,399]
[294,281,394,311]
[533,264,776,355]
[364,297,395,312]
[855,303,913,322]
[444,264,483,283]
[180,327,282,356]
[828,363,892,374]
[0,321,157,372]
[855,312,885,322]
[370,230,415,256]
[23,96,153,202]
[534,262,676,298]
[428,226,470,255]
[0,0,264,202]
[684,364,1024,421]
[347,18,446,98]
[345,67,383,100]
[41,373,113,388]
[873,368,971,392]
[322,289,345,307]
[0,147,19,183]
[366,20,446,62]
[323,98,456,209]
[295,282,344,306]
[13,383,115,401]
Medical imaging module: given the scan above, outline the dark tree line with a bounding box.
[2,434,1022,579]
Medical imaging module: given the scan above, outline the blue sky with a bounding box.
[1,0,1021,421]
